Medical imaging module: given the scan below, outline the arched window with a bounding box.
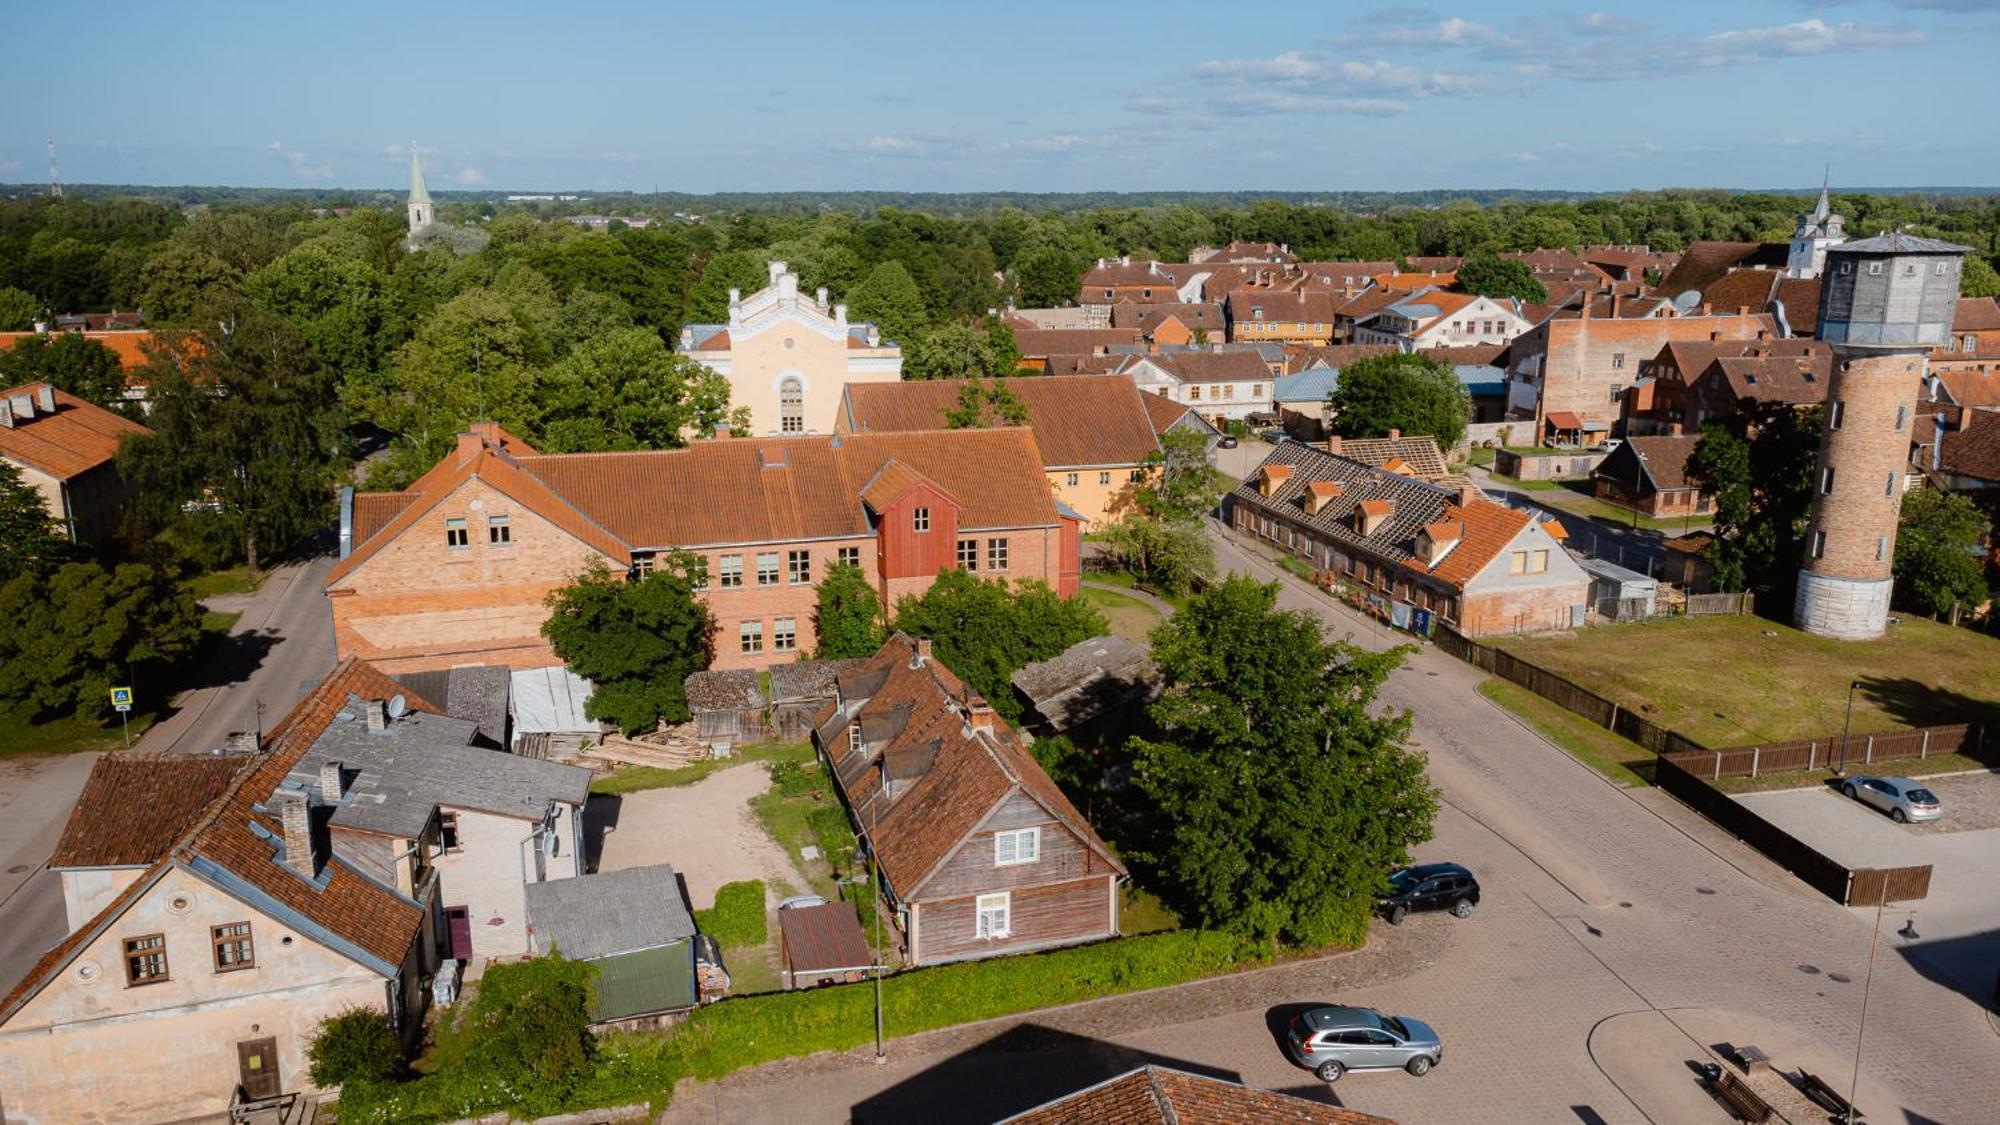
[779,377,804,433]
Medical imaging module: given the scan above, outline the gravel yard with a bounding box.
[588,760,813,910]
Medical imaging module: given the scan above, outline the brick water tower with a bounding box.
[1795,233,1968,638]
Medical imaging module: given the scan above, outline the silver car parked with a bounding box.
[1841,776,1942,823]
[1284,1005,1443,1082]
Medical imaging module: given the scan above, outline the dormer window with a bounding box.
[848,722,862,754]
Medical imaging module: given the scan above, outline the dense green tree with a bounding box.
[812,562,883,659]
[1454,250,1548,303]
[1137,428,1224,523]
[906,321,999,382]
[686,250,767,323]
[1096,515,1214,597]
[0,560,205,720]
[1687,405,1824,593]
[1960,255,2000,300]
[532,328,742,452]
[986,316,1020,373]
[120,308,345,572]
[0,286,40,330]
[892,569,1106,720]
[941,379,1030,428]
[138,244,241,324]
[1011,246,1080,307]
[1132,577,1436,946]
[306,1009,403,1087]
[542,558,715,734]
[0,461,71,581]
[245,243,387,380]
[1326,353,1471,448]
[1893,488,1992,617]
[846,260,929,347]
[459,955,597,1111]
[20,237,108,311]
[936,239,1000,319]
[0,332,131,412]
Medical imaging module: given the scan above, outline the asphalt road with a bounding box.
[658,523,2000,1124]
[0,554,336,998]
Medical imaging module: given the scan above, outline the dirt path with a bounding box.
[591,761,813,911]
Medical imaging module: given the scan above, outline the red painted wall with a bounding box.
[876,483,962,581]
[1057,513,1082,597]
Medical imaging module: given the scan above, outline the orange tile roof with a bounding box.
[0,329,156,372]
[2,660,435,1024]
[819,635,1123,897]
[1306,480,1341,498]
[1002,1065,1394,1124]
[1955,297,2000,332]
[1937,369,2000,408]
[1138,389,1192,435]
[1357,498,1393,517]
[0,383,151,480]
[843,375,1160,468]
[1010,327,1145,358]
[1420,500,1534,588]
[859,457,944,512]
[1542,519,1569,542]
[50,755,250,869]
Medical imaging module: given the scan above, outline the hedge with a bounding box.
[693,880,767,948]
[341,928,1260,1122]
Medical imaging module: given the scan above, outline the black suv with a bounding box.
[1377,863,1480,925]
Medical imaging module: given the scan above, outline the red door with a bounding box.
[445,906,473,960]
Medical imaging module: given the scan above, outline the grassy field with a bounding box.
[1496,614,2000,747]
[181,565,266,600]
[1081,586,1164,646]
[1477,679,1654,787]
[1083,567,1191,612]
[589,741,810,796]
[1713,754,1992,794]
[0,707,151,757]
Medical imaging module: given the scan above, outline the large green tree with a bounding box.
[904,321,999,381]
[812,562,883,659]
[1893,487,1992,617]
[1137,428,1224,523]
[846,260,929,347]
[0,560,204,720]
[531,328,742,452]
[1687,405,1824,593]
[1453,249,1548,303]
[1096,515,1214,597]
[0,286,40,330]
[942,380,1030,428]
[120,308,346,572]
[0,332,130,412]
[686,250,767,323]
[0,461,71,581]
[1326,353,1471,448]
[892,569,1106,720]
[1133,576,1436,946]
[245,242,388,381]
[542,558,715,734]
[1011,246,1081,307]
[138,243,241,324]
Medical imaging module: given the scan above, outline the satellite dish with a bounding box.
[387,694,408,720]
[1672,290,1703,316]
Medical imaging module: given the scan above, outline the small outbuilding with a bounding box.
[777,901,874,990]
[768,659,862,740]
[1577,555,1659,619]
[684,669,768,747]
[1011,634,1158,735]
[509,665,600,757]
[523,864,701,1030]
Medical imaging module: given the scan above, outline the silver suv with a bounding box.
[1284,1005,1443,1082]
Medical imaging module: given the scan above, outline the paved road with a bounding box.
[138,553,337,755]
[0,753,101,995]
[658,523,2000,1124]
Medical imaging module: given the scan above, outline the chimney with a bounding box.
[0,400,11,429]
[835,303,849,328]
[274,788,316,879]
[31,319,48,335]
[713,424,731,440]
[1459,483,1483,508]
[319,759,344,802]
[816,286,829,310]
[1932,411,1947,471]
[911,638,932,668]
[364,699,388,733]
[456,430,487,461]
[1120,255,1130,267]
[1710,331,1721,342]
[680,327,694,348]
[1325,434,1342,455]
[768,260,787,285]
[965,696,996,736]
[1387,427,1401,440]
[1610,293,1623,319]
[34,385,55,413]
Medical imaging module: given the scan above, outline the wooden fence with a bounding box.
[1683,592,1754,617]
[1669,723,1989,780]
[1435,623,1704,757]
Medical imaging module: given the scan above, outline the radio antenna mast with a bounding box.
[47,137,62,198]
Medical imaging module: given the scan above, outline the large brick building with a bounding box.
[1504,306,1779,437]
[329,423,1080,673]
[1229,443,1590,636]
[0,382,149,544]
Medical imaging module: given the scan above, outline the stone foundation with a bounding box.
[1793,570,1892,639]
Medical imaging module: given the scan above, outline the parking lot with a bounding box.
[1736,769,2000,1009]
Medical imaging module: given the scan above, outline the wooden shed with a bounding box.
[778,901,874,990]
[768,659,861,740]
[683,669,768,748]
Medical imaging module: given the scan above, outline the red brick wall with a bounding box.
[1457,581,1590,636]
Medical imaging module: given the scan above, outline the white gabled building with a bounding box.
[1351,288,1532,351]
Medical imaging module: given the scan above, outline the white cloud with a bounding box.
[453,165,487,185]
[267,140,334,180]
[828,134,972,159]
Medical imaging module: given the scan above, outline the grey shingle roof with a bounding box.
[768,659,863,704]
[524,864,698,959]
[684,669,766,712]
[1230,444,1455,567]
[393,665,511,748]
[1834,233,1972,255]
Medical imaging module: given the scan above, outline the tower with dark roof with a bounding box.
[406,145,434,249]
[1785,174,1845,280]
[1795,232,1967,638]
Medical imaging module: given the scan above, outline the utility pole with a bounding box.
[1836,680,1860,776]
[47,137,62,198]
[872,797,885,1064]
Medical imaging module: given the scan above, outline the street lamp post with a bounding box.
[1836,680,1861,776]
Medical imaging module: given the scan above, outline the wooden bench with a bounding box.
[1798,1070,1863,1121]
[1707,1069,1774,1123]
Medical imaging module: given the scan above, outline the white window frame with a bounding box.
[975,892,1011,939]
[994,827,1040,866]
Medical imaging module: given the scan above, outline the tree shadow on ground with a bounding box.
[1856,677,2000,732]
[1897,926,2000,1017]
[849,1022,1360,1123]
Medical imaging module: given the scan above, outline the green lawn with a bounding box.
[1495,615,2000,747]
[1120,885,1182,935]
[1477,679,1653,787]
[1084,567,1191,612]
[1714,754,1992,794]
[181,565,266,600]
[1081,586,1164,646]
[1499,475,1566,491]
[589,741,811,796]
[1465,447,1496,468]
[0,707,150,757]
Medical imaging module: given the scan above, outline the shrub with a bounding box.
[307,1007,402,1087]
[695,880,767,948]
[462,955,598,1111]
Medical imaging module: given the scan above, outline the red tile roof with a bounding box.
[1010,327,1145,359]
[0,329,156,372]
[1936,370,2000,408]
[1955,297,2000,332]
[1001,1065,1395,1124]
[1135,351,1271,385]
[1939,409,2000,482]
[843,375,1160,468]
[1227,289,1340,325]
[1138,390,1192,435]
[50,755,250,869]
[0,383,151,480]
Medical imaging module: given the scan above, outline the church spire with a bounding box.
[1812,166,1830,223]
[408,144,433,207]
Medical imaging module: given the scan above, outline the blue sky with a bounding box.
[6,1,1998,193]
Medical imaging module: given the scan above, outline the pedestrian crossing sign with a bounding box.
[109,686,133,711]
